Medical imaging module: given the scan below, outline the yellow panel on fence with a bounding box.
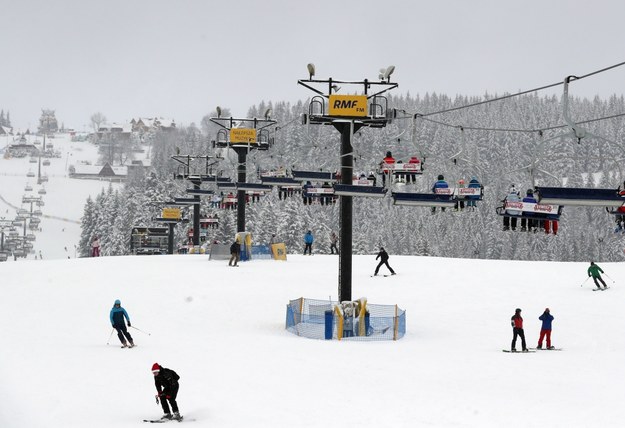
[271,243,287,260]
[358,298,367,337]
[334,305,343,340]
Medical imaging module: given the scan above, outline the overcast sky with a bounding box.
[2,0,624,131]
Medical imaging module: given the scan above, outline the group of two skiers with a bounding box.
[509,262,609,352]
[110,300,182,421]
[510,308,554,352]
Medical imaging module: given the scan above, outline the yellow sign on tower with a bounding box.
[230,128,257,144]
[328,95,368,117]
[162,208,181,220]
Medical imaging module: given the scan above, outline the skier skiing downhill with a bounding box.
[510,308,528,352]
[374,247,396,276]
[152,363,182,421]
[588,261,608,290]
[109,299,134,348]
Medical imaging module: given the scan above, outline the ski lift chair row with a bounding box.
[391,187,482,208]
[535,186,625,208]
[495,200,562,221]
[292,170,337,183]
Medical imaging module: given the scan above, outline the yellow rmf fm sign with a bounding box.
[230,128,257,144]
[162,207,181,220]
[328,95,368,117]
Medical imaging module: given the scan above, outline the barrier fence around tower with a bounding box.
[285,297,405,341]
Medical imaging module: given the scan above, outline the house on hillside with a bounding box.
[126,159,152,179]
[130,117,176,133]
[0,126,13,136]
[93,123,132,145]
[68,162,127,181]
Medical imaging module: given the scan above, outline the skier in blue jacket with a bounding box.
[110,299,134,348]
[304,230,314,255]
[537,308,555,349]
[431,174,449,213]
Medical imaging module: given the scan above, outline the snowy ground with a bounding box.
[1,253,623,428]
[0,134,124,260]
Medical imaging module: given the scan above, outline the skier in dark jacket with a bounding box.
[588,261,607,289]
[374,247,396,276]
[152,363,182,421]
[510,308,528,352]
[537,308,555,349]
[330,232,338,255]
[109,299,134,348]
[229,239,241,267]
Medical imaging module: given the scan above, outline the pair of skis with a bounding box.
[502,348,562,353]
[143,416,194,423]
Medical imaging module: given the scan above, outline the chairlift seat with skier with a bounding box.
[495,200,562,220]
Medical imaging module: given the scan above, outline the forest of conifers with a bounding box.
[79,91,625,262]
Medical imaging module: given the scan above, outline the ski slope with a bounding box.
[1,253,623,428]
[0,134,124,260]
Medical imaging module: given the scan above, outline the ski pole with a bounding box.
[580,277,590,287]
[130,325,151,336]
[603,273,616,284]
[106,328,115,345]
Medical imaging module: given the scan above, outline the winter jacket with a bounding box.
[505,192,522,215]
[154,366,180,395]
[539,312,554,330]
[304,232,314,244]
[230,241,240,255]
[588,264,604,278]
[468,178,481,199]
[382,155,395,166]
[110,305,130,328]
[432,180,449,192]
[522,194,537,203]
[376,250,389,262]
[511,314,523,329]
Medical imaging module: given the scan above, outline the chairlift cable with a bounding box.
[401,110,625,135]
[417,60,625,117]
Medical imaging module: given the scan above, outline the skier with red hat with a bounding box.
[151,363,182,421]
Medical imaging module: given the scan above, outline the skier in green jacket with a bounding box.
[588,262,608,290]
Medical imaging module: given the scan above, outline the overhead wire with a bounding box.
[393,59,625,134]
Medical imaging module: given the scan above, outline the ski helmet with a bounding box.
[515,308,522,313]
[114,299,121,305]
[438,174,444,180]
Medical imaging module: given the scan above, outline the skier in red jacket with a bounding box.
[510,308,528,352]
